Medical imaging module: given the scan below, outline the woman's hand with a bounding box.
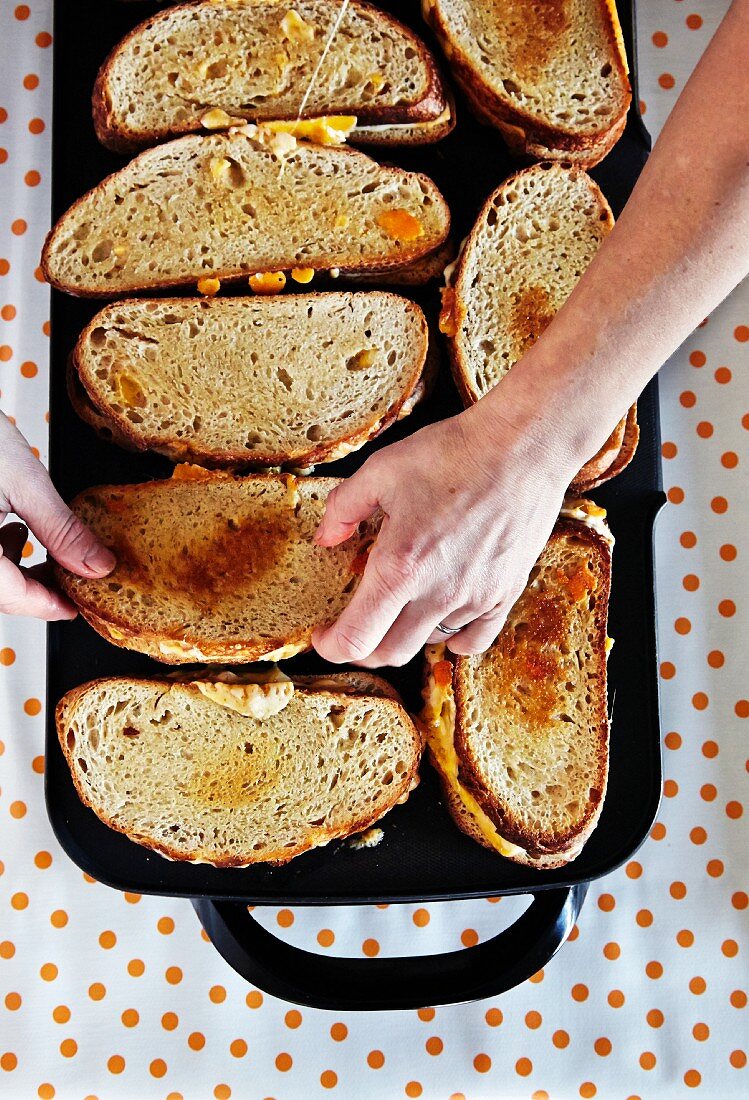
[312,390,581,667]
[0,412,115,619]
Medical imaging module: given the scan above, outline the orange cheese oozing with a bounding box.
[376,209,424,242]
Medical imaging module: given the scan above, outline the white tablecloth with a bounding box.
[0,2,746,1097]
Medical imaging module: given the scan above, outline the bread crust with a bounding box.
[93,0,451,153]
[70,294,429,468]
[56,676,422,866]
[448,521,611,862]
[446,165,637,490]
[423,0,631,166]
[40,132,451,298]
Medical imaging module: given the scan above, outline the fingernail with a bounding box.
[82,545,116,575]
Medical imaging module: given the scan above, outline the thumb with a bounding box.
[314,460,383,547]
[11,467,115,578]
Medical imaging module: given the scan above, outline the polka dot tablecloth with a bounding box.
[1,2,747,1097]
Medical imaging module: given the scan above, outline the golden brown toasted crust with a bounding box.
[40,133,451,298]
[451,521,611,860]
[93,0,450,153]
[423,0,631,167]
[69,294,429,468]
[55,677,422,866]
[572,403,639,491]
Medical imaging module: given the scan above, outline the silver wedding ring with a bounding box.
[434,622,461,636]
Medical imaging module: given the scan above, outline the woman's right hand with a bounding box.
[0,411,115,620]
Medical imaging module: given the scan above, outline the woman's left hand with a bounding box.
[312,392,581,667]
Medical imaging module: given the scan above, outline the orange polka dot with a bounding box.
[603,942,620,960]
[11,219,26,235]
[665,731,682,750]
[661,441,677,459]
[21,540,33,559]
[59,1039,77,1058]
[0,345,12,362]
[730,990,747,1008]
[127,959,144,977]
[711,496,728,514]
[665,778,679,797]
[639,1052,656,1070]
[461,928,478,947]
[719,599,737,617]
[208,984,226,1004]
[594,1037,612,1056]
[691,1022,709,1041]
[166,966,183,984]
[24,697,41,716]
[736,700,749,718]
[696,421,713,438]
[188,1032,205,1051]
[707,648,725,669]
[98,931,116,950]
[40,963,58,982]
[274,1051,291,1070]
[701,784,717,802]
[652,31,668,47]
[162,1012,178,1031]
[1,305,15,321]
[529,969,544,983]
[15,5,30,19]
[157,916,175,935]
[690,977,707,995]
[368,1048,385,1067]
[553,1030,570,1048]
[119,1008,139,1028]
[1,1053,18,1071]
[25,170,41,187]
[50,910,68,928]
[418,1007,435,1022]
[32,755,45,774]
[107,1056,125,1075]
[473,1054,492,1073]
[516,1058,533,1077]
[686,13,703,29]
[598,893,615,912]
[735,325,749,342]
[726,801,743,819]
[214,1088,231,1100]
[36,31,53,47]
[276,909,294,928]
[284,1009,302,1030]
[689,350,706,367]
[659,73,675,89]
[42,320,50,337]
[647,1009,664,1028]
[572,983,589,1001]
[245,991,263,1008]
[692,693,708,711]
[426,1036,443,1055]
[5,993,21,1011]
[123,892,140,905]
[330,1023,348,1041]
[568,924,580,941]
[660,661,676,680]
[730,1051,747,1069]
[690,827,707,845]
[0,260,8,275]
[670,881,687,900]
[525,1010,542,1029]
[579,1085,597,1099]
[637,909,653,928]
[684,1070,701,1088]
[668,486,684,504]
[677,930,695,948]
[405,1084,423,1098]
[675,617,691,635]
[683,573,700,591]
[413,908,430,927]
[721,451,739,469]
[10,802,27,820]
[485,1007,503,1026]
[321,1070,338,1089]
[88,983,105,1001]
[28,118,44,135]
[707,859,724,877]
[362,938,380,957]
[715,365,732,383]
[150,1060,167,1079]
[646,961,663,980]
[679,389,696,408]
[0,647,15,666]
[317,928,334,947]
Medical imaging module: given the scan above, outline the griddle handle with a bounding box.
[193,884,587,1010]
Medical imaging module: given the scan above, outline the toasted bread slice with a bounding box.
[71,294,429,467]
[93,0,452,153]
[423,0,631,167]
[421,500,612,867]
[41,130,450,297]
[442,164,637,491]
[54,472,380,663]
[56,671,422,866]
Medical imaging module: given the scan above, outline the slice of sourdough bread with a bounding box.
[421,501,613,867]
[93,0,452,153]
[423,0,631,167]
[56,672,422,866]
[54,472,380,664]
[41,130,450,297]
[71,294,429,467]
[443,163,637,491]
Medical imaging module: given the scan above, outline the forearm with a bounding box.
[481,0,749,468]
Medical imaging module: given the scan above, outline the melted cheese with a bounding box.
[421,646,525,859]
[248,271,287,294]
[193,678,294,719]
[261,115,356,146]
[561,498,615,546]
[158,639,209,660]
[260,640,307,662]
[348,826,384,850]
